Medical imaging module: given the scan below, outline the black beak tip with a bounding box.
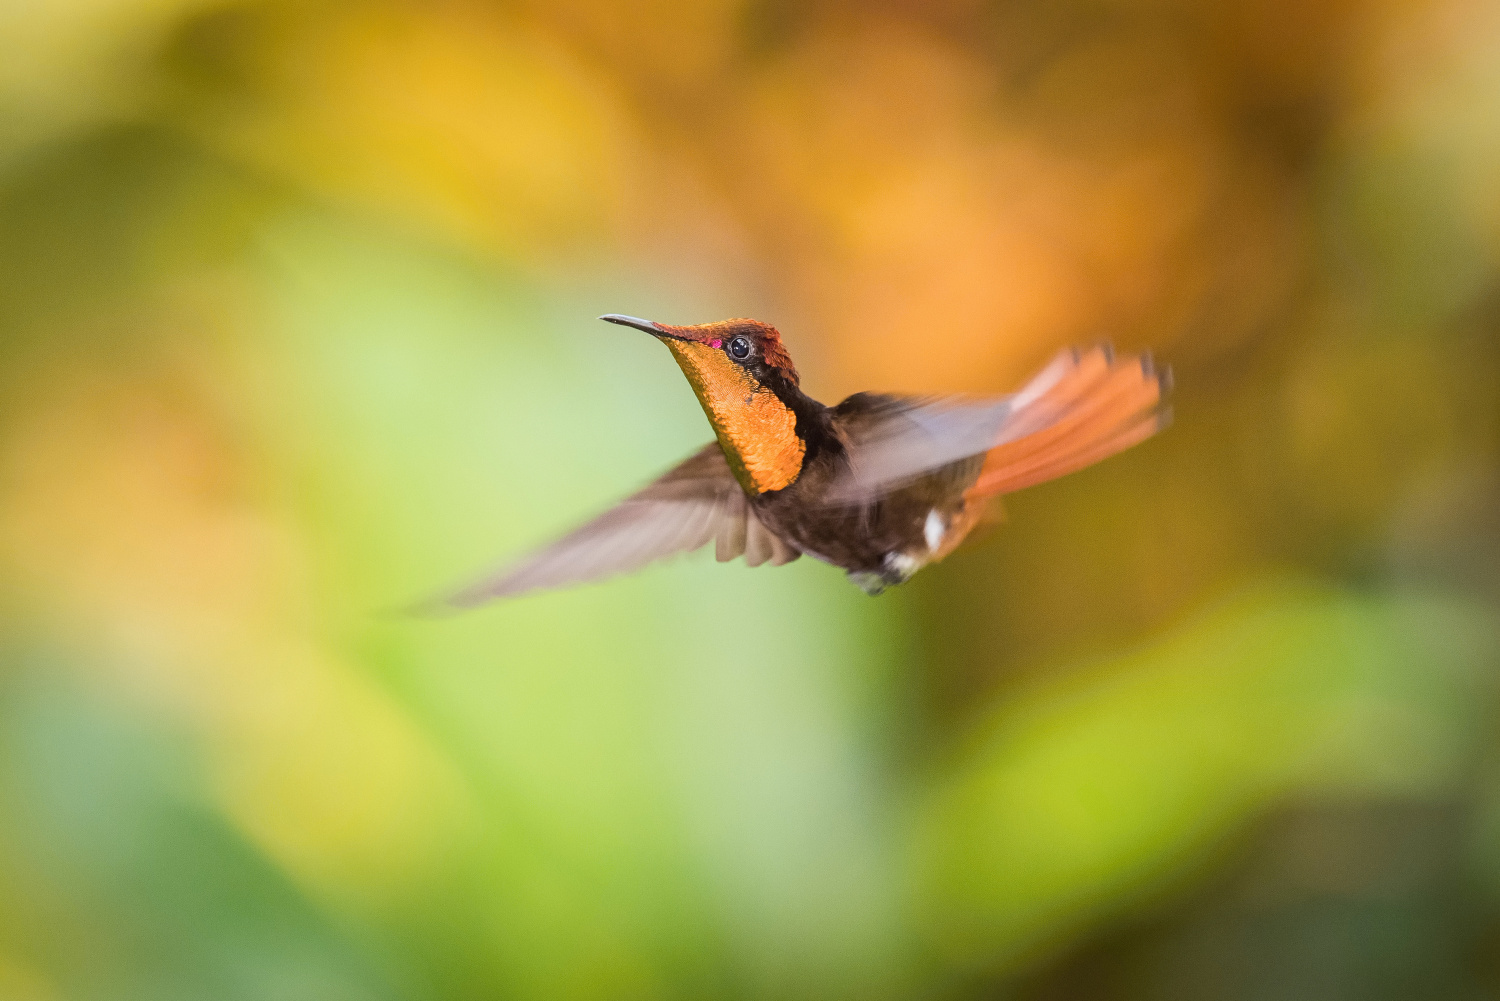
[599,314,662,334]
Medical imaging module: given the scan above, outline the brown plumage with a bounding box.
[436,315,1169,607]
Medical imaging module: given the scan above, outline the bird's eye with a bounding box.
[728,336,751,360]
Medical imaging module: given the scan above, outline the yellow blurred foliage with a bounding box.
[0,362,473,910]
[179,4,638,264]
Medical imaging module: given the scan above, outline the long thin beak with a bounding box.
[599,314,663,335]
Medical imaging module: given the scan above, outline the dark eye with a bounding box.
[728,336,751,360]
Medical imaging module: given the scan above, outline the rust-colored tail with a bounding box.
[965,346,1169,500]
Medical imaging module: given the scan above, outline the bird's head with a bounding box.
[601,314,799,386]
[600,315,808,495]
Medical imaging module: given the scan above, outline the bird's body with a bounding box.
[438,316,1168,607]
[750,392,987,590]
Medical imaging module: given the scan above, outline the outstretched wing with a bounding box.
[430,443,799,609]
[831,346,1168,502]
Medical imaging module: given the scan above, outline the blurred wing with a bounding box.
[831,346,1168,501]
[433,443,799,609]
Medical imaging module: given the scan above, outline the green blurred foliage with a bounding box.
[0,1,1498,999]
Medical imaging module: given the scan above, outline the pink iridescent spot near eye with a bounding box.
[709,339,722,349]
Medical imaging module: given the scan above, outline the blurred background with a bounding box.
[1,0,1499,998]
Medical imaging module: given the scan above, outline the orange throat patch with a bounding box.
[665,341,805,494]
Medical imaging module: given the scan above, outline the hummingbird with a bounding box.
[436,315,1168,607]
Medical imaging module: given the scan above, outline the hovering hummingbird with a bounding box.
[436,315,1168,607]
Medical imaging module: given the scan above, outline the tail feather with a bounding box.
[966,347,1167,499]
[972,410,1167,497]
[990,350,1147,468]
[1000,348,1113,443]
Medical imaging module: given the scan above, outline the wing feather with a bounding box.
[830,395,1016,501]
[715,502,748,562]
[742,513,774,567]
[433,443,798,608]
